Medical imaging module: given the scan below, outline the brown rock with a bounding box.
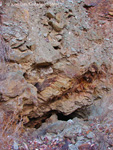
[48,21,64,32]
[56,12,62,23]
[51,40,61,48]
[0,71,27,98]
[42,18,48,26]
[35,0,47,3]
[34,38,61,66]
[56,34,62,41]
[26,41,36,51]
[11,40,23,49]
[9,49,33,63]
[19,44,28,52]
[78,143,92,150]
[38,75,72,101]
[51,92,92,115]
[23,116,29,124]
[46,114,58,123]
[20,83,38,106]
[46,11,55,19]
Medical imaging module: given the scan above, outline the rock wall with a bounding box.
[0,0,113,129]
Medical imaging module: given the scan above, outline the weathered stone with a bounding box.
[34,38,61,66]
[50,92,92,115]
[42,18,48,26]
[20,83,38,106]
[69,144,78,150]
[46,121,67,134]
[26,40,36,51]
[37,75,72,101]
[63,129,77,140]
[46,11,55,19]
[23,116,29,124]
[48,21,64,32]
[10,39,26,49]
[19,44,28,52]
[46,114,58,123]
[78,143,92,150]
[56,34,62,41]
[35,0,47,3]
[9,49,33,63]
[0,71,27,98]
[51,40,61,48]
[56,12,62,23]
[0,1,113,146]
[86,132,95,139]
[66,12,74,18]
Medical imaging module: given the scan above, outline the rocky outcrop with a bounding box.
[0,0,113,132]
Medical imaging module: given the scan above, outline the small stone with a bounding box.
[78,143,91,150]
[77,136,84,141]
[77,0,82,4]
[9,49,33,63]
[75,141,84,148]
[34,38,60,66]
[51,40,61,48]
[46,114,58,123]
[43,33,48,37]
[36,0,47,4]
[56,35,62,41]
[46,11,55,19]
[19,44,28,52]
[64,132,77,140]
[71,47,76,52]
[87,132,95,139]
[67,119,74,124]
[68,0,73,3]
[105,38,109,41]
[56,12,62,23]
[42,19,48,26]
[69,144,78,150]
[46,121,67,134]
[11,39,25,49]
[48,21,64,32]
[66,12,74,18]
[67,54,70,57]
[23,116,29,124]
[26,41,36,51]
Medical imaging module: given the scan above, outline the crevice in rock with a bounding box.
[53,46,60,50]
[23,64,105,129]
[83,0,103,10]
[83,4,96,10]
[24,110,58,129]
[24,106,91,129]
[57,106,90,121]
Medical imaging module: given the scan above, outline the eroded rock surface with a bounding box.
[0,1,113,145]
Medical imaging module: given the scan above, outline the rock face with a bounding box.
[0,0,113,132]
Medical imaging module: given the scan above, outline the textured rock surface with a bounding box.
[0,0,113,137]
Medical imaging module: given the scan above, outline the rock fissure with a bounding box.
[24,105,91,129]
